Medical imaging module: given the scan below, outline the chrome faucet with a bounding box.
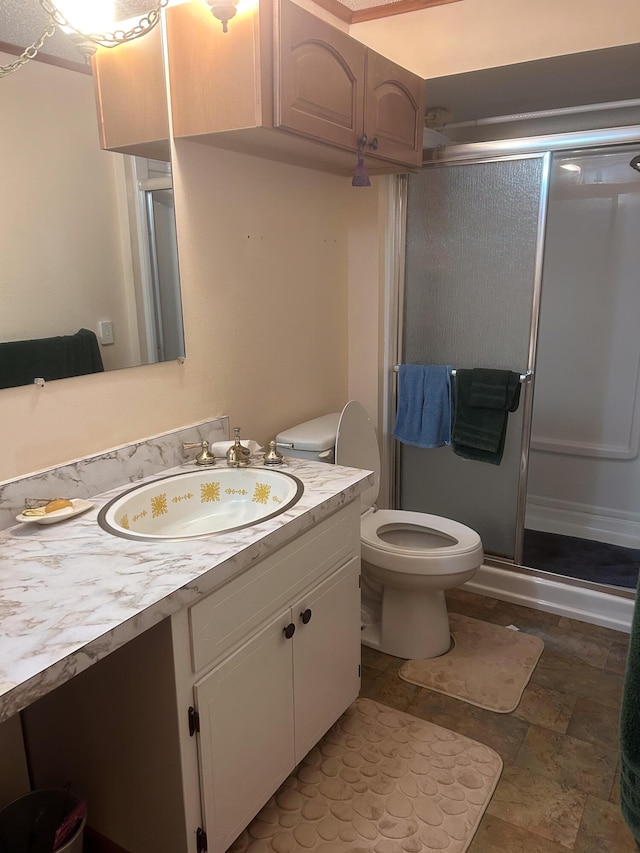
[182,440,216,466]
[226,428,251,467]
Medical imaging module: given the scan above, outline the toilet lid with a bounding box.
[276,413,340,453]
[335,401,380,510]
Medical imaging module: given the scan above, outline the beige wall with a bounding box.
[350,0,640,77]
[0,53,139,373]
[0,137,353,481]
[170,138,353,442]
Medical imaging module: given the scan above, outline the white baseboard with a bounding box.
[526,497,640,549]
[464,563,634,634]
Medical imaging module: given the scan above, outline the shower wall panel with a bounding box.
[526,147,640,546]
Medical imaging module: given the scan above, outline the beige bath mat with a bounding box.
[228,697,502,852]
[399,613,544,713]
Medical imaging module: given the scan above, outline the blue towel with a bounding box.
[392,364,452,448]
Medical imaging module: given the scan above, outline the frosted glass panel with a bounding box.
[400,157,546,558]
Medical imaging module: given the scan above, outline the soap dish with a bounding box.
[16,499,95,525]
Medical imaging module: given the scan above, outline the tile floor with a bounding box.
[360,588,636,852]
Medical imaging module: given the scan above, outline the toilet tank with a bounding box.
[276,413,340,463]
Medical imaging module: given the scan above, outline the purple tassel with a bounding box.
[352,150,371,187]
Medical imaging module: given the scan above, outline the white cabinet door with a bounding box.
[194,607,296,853]
[292,556,361,763]
[194,555,361,851]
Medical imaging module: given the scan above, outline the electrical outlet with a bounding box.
[98,321,114,345]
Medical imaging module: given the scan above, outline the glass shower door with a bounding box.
[399,155,549,559]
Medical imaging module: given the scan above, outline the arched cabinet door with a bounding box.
[364,49,426,170]
[275,0,365,151]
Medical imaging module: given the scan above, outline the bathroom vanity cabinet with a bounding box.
[21,501,362,853]
[192,556,360,851]
[165,0,425,176]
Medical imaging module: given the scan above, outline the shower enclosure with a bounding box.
[396,136,640,594]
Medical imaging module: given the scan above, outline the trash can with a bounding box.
[0,788,86,853]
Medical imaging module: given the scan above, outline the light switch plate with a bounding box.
[98,321,114,345]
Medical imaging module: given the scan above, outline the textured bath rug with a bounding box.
[399,613,544,714]
[228,697,502,852]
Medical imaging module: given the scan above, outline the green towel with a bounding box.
[469,368,522,411]
[620,579,640,849]
[0,328,104,389]
[452,368,521,465]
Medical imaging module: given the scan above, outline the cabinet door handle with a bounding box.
[283,623,296,639]
[300,608,312,624]
[358,133,379,152]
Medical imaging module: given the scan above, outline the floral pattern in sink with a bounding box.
[98,468,304,542]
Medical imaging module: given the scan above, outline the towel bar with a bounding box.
[393,366,534,384]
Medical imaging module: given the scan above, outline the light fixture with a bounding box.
[631,155,640,173]
[0,0,168,78]
[206,0,240,33]
[0,21,57,79]
[42,0,169,53]
[560,163,581,174]
[44,0,119,48]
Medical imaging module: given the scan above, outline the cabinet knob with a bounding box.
[359,133,379,151]
[283,623,296,639]
[300,608,312,624]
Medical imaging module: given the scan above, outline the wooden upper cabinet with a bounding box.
[166,0,273,138]
[276,1,424,169]
[164,0,425,175]
[91,25,170,161]
[275,0,365,151]
[364,49,426,169]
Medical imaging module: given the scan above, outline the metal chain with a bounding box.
[0,1,170,78]
[39,0,169,48]
[0,21,56,78]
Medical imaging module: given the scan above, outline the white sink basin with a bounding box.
[98,467,304,541]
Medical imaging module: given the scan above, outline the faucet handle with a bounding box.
[263,441,284,466]
[182,440,216,466]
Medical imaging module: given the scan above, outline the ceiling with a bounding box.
[424,42,640,126]
[0,0,161,67]
[0,0,459,57]
[312,0,460,25]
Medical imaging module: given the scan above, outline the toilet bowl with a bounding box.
[276,401,483,659]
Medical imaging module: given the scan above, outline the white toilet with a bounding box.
[276,401,484,659]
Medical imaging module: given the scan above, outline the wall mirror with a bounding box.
[0,2,185,390]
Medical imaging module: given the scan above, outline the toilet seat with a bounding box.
[361,509,482,576]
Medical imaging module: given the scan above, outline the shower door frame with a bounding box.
[386,124,640,593]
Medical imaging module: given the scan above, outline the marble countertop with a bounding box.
[0,458,373,723]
